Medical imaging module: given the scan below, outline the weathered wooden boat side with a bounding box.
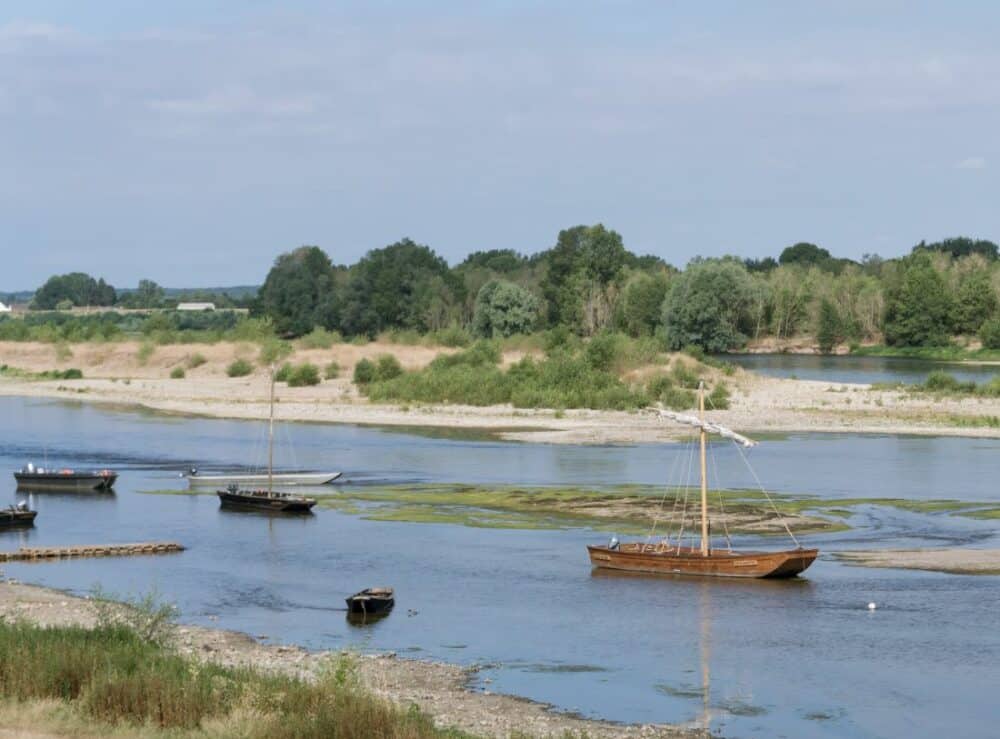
[14,470,117,491]
[346,587,395,616]
[587,543,818,579]
[217,488,317,513]
[0,507,37,528]
[189,471,341,487]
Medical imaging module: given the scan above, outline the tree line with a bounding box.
[24,230,1000,352]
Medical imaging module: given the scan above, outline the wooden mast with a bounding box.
[699,381,709,556]
[268,364,275,495]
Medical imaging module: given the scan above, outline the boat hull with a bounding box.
[587,543,818,579]
[0,510,37,528]
[216,490,317,513]
[346,589,395,616]
[14,473,117,491]
[190,472,341,487]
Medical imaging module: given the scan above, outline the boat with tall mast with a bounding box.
[217,367,318,514]
[587,382,817,578]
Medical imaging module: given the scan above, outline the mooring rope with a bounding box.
[733,440,801,547]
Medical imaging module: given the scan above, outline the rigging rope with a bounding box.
[732,440,801,548]
[707,440,733,551]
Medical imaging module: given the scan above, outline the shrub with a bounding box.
[287,363,320,387]
[275,362,293,382]
[170,367,185,379]
[979,316,1000,350]
[300,326,341,349]
[428,324,472,347]
[226,359,253,378]
[259,338,293,365]
[324,361,340,380]
[137,341,155,365]
[186,352,207,369]
[922,370,974,393]
[584,332,621,372]
[708,381,731,409]
[55,342,73,361]
[375,354,403,381]
[353,358,376,385]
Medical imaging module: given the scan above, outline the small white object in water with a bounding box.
[867,602,877,611]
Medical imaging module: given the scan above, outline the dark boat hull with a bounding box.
[0,510,37,528]
[587,543,818,579]
[216,490,316,513]
[14,473,117,491]
[346,589,395,616]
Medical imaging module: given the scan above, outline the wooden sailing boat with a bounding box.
[587,383,818,579]
[217,367,318,514]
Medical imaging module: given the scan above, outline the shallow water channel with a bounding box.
[719,353,999,386]
[1,396,998,738]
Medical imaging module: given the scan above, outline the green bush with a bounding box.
[353,358,376,385]
[979,316,1000,350]
[922,370,974,393]
[287,363,320,387]
[226,359,253,378]
[428,324,472,347]
[375,354,403,381]
[708,381,731,409]
[259,338,293,365]
[324,361,340,380]
[186,352,207,369]
[136,341,155,364]
[299,326,342,349]
[169,367,185,379]
[275,362,293,382]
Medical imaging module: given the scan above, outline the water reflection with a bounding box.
[721,352,999,385]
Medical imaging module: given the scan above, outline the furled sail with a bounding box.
[653,408,758,448]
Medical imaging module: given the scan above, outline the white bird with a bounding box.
[867,602,877,611]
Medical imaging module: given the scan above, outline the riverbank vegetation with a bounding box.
[0,619,473,739]
[7,232,1000,363]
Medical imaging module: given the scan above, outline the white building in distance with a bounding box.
[176,302,215,311]
[0,301,11,313]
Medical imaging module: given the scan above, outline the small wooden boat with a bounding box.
[217,485,317,513]
[587,383,818,580]
[189,470,341,487]
[0,503,37,528]
[14,464,117,491]
[346,588,394,616]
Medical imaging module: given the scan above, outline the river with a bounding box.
[720,353,999,386]
[1,396,998,738]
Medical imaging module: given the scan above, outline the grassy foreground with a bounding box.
[0,619,473,739]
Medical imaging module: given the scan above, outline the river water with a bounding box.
[720,353,999,386]
[1,396,998,738]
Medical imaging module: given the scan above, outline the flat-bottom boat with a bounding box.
[0,503,37,528]
[14,465,117,492]
[587,383,818,580]
[217,485,317,513]
[188,470,341,487]
[346,588,394,617]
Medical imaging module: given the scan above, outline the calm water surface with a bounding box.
[720,353,999,386]
[1,397,998,738]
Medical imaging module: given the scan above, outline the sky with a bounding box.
[2,1,999,289]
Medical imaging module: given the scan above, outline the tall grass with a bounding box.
[0,621,465,738]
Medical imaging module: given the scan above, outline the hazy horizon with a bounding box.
[3,1,998,290]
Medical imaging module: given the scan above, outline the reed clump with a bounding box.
[0,620,466,738]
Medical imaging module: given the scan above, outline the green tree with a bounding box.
[662,259,755,352]
[779,242,831,266]
[614,272,669,337]
[978,316,1000,349]
[539,224,627,334]
[120,279,165,309]
[883,255,953,347]
[32,272,116,309]
[816,299,842,353]
[256,246,340,337]
[340,238,465,337]
[472,280,541,338]
[913,236,999,260]
[951,270,997,335]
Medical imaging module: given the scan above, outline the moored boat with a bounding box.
[189,470,341,487]
[0,502,37,528]
[345,588,394,616]
[217,484,317,513]
[14,464,117,492]
[587,383,818,580]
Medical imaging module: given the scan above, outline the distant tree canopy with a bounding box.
[883,254,954,347]
[913,237,999,261]
[539,224,628,335]
[472,280,540,338]
[663,259,756,352]
[31,272,116,310]
[614,271,670,337]
[779,242,831,266]
[340,238,465,337]
[458,249,528,273]
[256,246,340,337]
[118,279,165,309]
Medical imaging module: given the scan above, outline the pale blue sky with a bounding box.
[2,2,998,288]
